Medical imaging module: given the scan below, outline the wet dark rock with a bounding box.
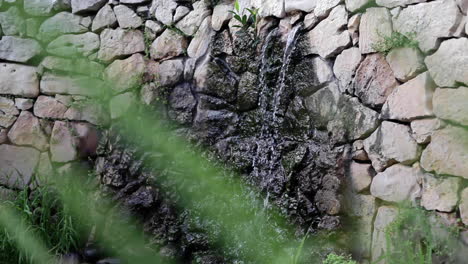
[168,83,196,125]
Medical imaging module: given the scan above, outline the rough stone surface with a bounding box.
[188,16,215,58]
[306,5,350,59]
[421,125,468,179]
[370,164,423,202]
[114,5,142,29]
[421,174,461,212]
[353,53,398,108]
[425,38,468,87]
[376,0,427,8]
[47,32,100,57]
[0,36,42,63]
[460,188,468,225]
[98,28,145,62]
[0,145,40,189]
[334,47,362,93]
[15,98,34,111]
[50,121,78,163]
[158,59,184,87]
[0,7,25,36]
[71,0,107,14]
[315,0,342,18]
[0,63,39,98]
[38,12,89,41]
[386,47,425,82]
[144,20,163,40]
[174,6,190,23]
[381,72,436,121]
[150,29,188,60]
[348,161,374,193]
[0,97,19,128]
[92,4,117,32]
[7,111,48,151]
[393,0,462,53]
[411,118,443,144]
[33,96,68,119]
[345,0,372,12]
[110,92,135,119]
[433,87,468,126]
[359,7,393,54]
[212,1,233,31]
[153,0,177,25]
[372,206,398,264]
[40,73,102,96]
[364,121,420,172]
[104,53,145,93]
[285,0,316,12]
[24,0,60,16]
[176,0,212,36]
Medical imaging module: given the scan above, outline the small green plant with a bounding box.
[373,31,419,54]
[229,0,259,32]
[323,253,357,264]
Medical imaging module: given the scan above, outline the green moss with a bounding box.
[373,32,419,55]
[323,253,357,264]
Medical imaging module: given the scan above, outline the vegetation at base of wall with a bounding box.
[0,184,84,264]
[381,203,460,264]
[323,253,357,264]
[373,31,419,55]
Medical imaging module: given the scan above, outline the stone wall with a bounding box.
[1,0,468,263]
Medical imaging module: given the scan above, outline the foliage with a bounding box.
[373,31,419,55]
[380,203,460,264]
[229,0,259,32]
[0,184,83,264]
[323,253,357,264]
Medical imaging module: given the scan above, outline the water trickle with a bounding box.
[251,24,303,199]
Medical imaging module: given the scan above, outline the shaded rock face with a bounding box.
[96,28,348,262]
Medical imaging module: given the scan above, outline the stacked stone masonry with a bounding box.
[1,0,468,263]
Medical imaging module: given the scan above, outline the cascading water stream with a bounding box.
[250,24,303,206]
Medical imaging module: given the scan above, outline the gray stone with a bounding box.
[393,0,462,53]
[0,63,39,98]
[460,188,468,225]
[47,32,100,57]
[120,0,149,3]
[212,1,233,31]
[353,53,398,108]
[359,7,393,54]
[426,38,468,87]
[92,4,117,32]
[158,59,184,87]
[50,121,78,163]
[315,0,341,18]
[348,14,361,45]
[110,92,135,119]
[174,6,190,23]
[15,99,33,111]
[104,53,145,93]
[411,118,444,144]
[71,0,107,14]
[386,47,425,82]
[24,0,61,16]
[98,28,145,62]
[7,111,48,151]
[188,16,215,58]
[64,101,109,126]
[0,97,19,128]
[381,72,436,121]
[433,87,468,126]
[345,0,372,12]
[176,0,212,36]
[421,125,468,179]
[150,29,188,60]
[153,0,177,25]
[333,47,362,93]
[376,0,427,8]
[35,152,54,186]
[363,121,421,172]
[0,145,40,189]
[421,174,461,212]
[237,71,259,111]
[33,96,68,119]
[370,164,423,202]
[285,0,316,12]
[38,12,89,41]
[144,20,163,40]
[372,206,398,264]
[0,7,25,36]
[306,5,350,58]
[40,73,102,96]
[168,83,197,125]
[40,56,104,78]
[348,161,374,193]
[352,140,369,161]
[114,5,142,29]
[0,129,7,144]
[303,12,319,31]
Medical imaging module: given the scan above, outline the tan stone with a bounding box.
[421,174,461,212]
[7,111,48,151]
[359,7,393,54]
